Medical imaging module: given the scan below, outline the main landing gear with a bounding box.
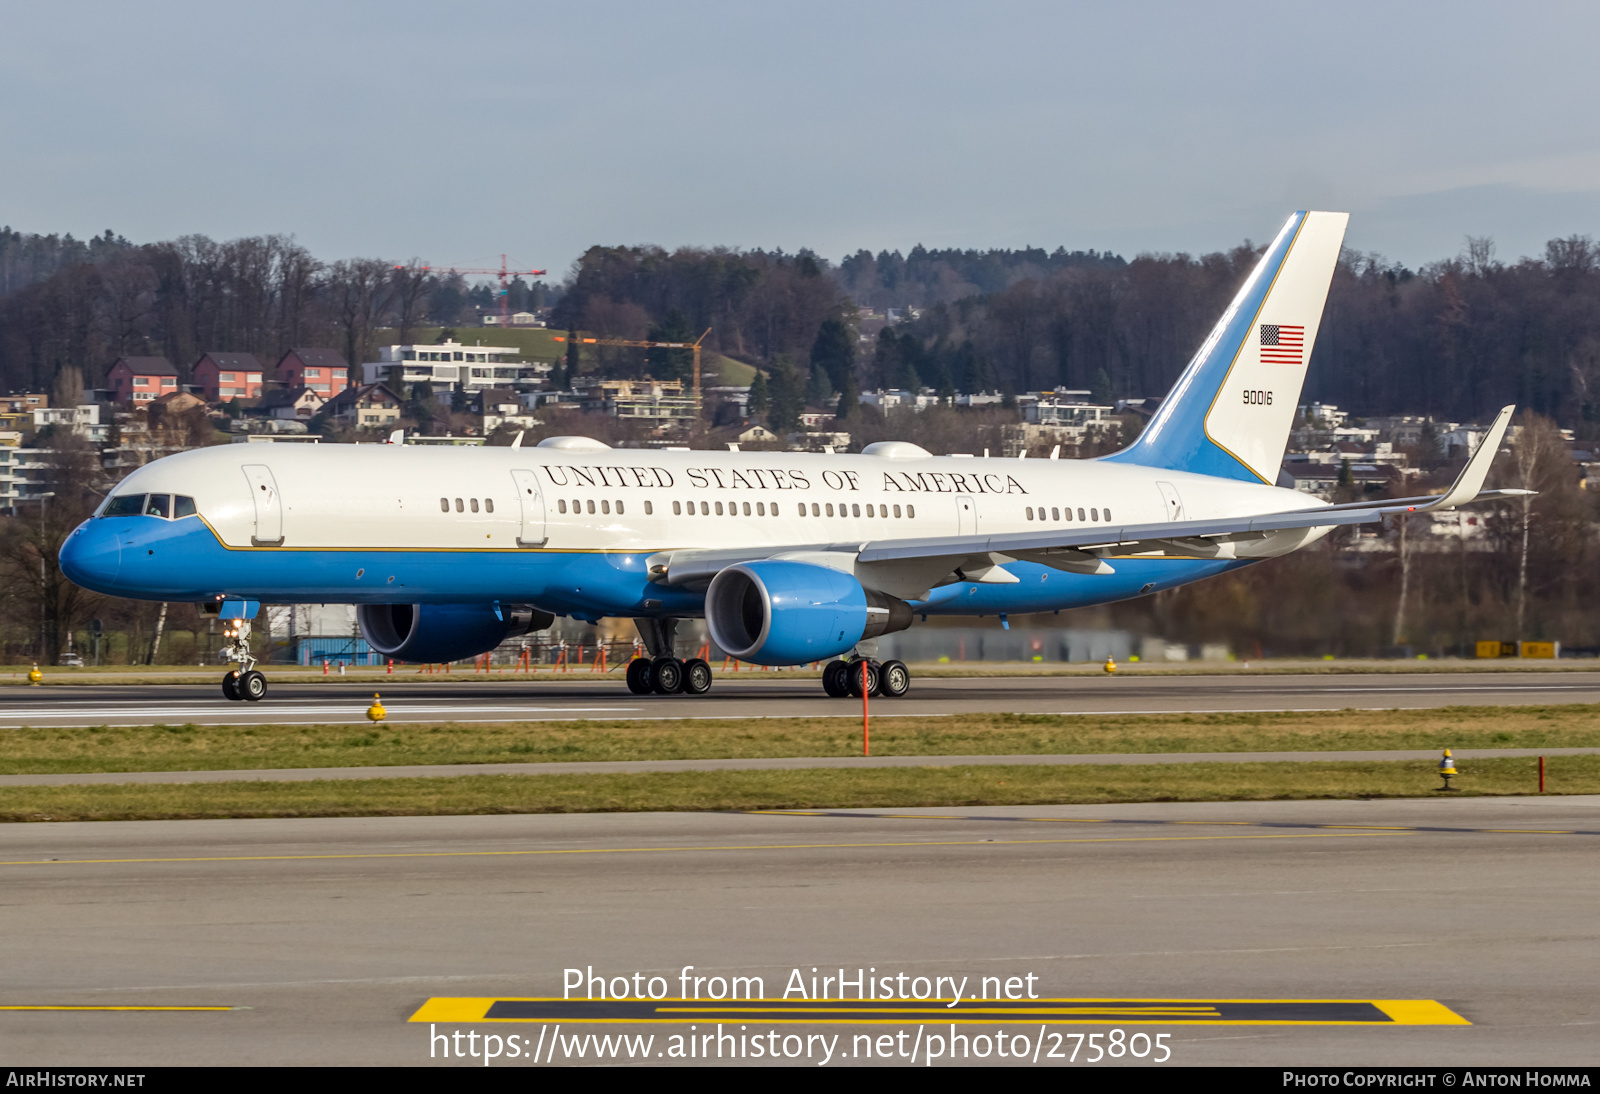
[625,655,713,696]
[219,616,267,702]
[626,617,711,697]
[821,658,910,699]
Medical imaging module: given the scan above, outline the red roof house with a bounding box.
[107,357,179,404]
[193,352,264,402]
[275,348,350,397]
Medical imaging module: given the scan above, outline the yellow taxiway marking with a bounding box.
[0,830,1412,870]
[0,1005,235,1012]
[409,995,1471,1026]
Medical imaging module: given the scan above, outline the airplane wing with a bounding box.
[650,406,1524,587]
[856,405,1523,575]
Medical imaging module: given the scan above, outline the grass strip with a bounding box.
[0,755,1593,822]
[6,705,1600,775]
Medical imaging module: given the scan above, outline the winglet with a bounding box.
[1425,405,1514,510]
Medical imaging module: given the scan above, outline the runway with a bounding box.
[3,670,1600,727]
[2,796,1596,1066]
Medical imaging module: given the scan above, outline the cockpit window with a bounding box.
[100,493,197,519]
[103,494,145,518]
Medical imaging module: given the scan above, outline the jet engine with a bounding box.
[357,603,553,664]
[705,560,912,666]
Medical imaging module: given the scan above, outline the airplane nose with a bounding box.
[59,522,120,590]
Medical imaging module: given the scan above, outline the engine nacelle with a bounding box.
[357,602,553,664]
[706,560,912,666]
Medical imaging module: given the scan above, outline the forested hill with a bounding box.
[4,225,1600,430]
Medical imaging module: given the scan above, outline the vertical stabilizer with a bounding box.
[1105,210,1348,483]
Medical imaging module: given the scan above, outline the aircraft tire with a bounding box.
[221,672,242,702]
[879,659,911,698]
[845,659,880,698]
[821,660,851,698]
[241,670,268,702]
[625,657,655,695]
[683,658,712,695]
[651,657,685,695]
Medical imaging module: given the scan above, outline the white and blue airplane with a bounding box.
[60,212,1521,702]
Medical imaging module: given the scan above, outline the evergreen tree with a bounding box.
[1090,367,1112,405]
[809,318,856,392]
[747,371,770,417]
[804,363,834,408]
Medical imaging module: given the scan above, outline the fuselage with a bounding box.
[60,441,1326,621]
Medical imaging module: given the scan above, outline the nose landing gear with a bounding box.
[218,616,267,702]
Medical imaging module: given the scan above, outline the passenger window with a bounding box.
[673,501,681,515]
[770,504,779,516]
[1052,507,1059,521]
[1026,506,1034,520]
[756,502,764,516]
[440,497,449,512]
[616,500,624,515]
[470,498,479,513]
[893,505,901,518]
[586,500,595,515]
[1078,508,1086,521]
[146,494,171,518]
[103,494,145,518]
[852,503,860,517]
[701,501,709,515]
[1104,508,1112,521]
[1091,508,1099,521]
[174,496,197,518]
[826,503,834,517]
[558,499,567,514]
[601,500,610,515]
[742,501,751,516]
[811,503,820,517]
[715,501,724,516]
[867,504,875,517]
[907,504,915,518]
[484,498,493,513]
[642,501,650,515]
[455,498,464,512]
[1064,505,1072,521]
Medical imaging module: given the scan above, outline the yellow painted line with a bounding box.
[0,1010,233,1017]
[1372,1000,1472,1025]
[0,830,1412,870]
[1479,829,1574,835]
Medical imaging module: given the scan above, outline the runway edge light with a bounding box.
[1437,748,1458,791]
[368,693,386,722]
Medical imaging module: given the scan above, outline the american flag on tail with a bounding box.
[1259,323,1304,366]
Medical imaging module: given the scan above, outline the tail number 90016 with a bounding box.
[1242,390,1273,406]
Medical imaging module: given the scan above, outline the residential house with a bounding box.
[257,387,326,421]
[324,383,404,430]
[193,352,265,402]
[475,387,537,433]
[32,404,108,443]
[361,340,550,393]
[107,357,179,403]
[275,349,350,397]
[0,394,47,413]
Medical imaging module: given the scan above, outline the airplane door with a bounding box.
[511,469,547,547]
[242,464,284,545]
[956,495,976,535]
[1157,481,1185,522]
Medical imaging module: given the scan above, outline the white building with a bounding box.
[362,340,552,394]
[32,404,109,443]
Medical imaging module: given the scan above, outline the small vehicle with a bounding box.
[57,653,85,667]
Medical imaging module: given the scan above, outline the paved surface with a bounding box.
[4,670,1600,727]
[1,797,1596,1066]
[1,746,1596,787]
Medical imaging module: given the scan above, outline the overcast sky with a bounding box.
[4,1,1598,277]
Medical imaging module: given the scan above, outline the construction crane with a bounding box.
[400,255,548,327]
[552,328,713,416]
